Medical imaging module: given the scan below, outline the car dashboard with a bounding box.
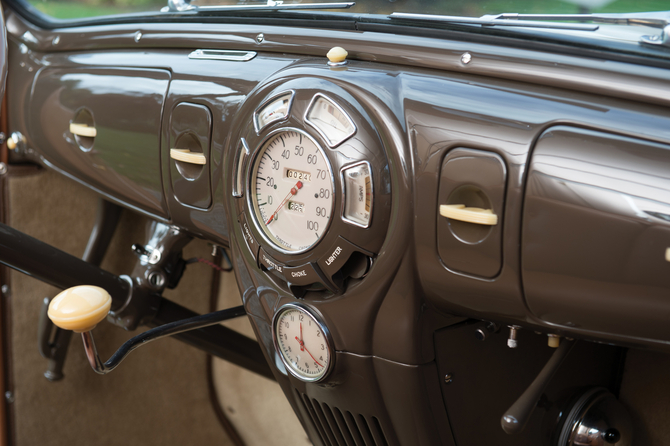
[2,6,670,445]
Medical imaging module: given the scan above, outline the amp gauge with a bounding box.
[341,161,373,228]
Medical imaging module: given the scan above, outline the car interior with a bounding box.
[0,1,669,445]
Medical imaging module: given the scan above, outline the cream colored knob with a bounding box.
[327,47,348,64]
[440,204,498,225]
[6,138,15,150]
[48,286,112,333]
[548,334,561,348]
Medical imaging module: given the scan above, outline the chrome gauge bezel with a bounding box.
[253,90,295,134]
[340,160,374,229]
[305,93,357,148]
[272,303,335,383]
[247,127,336,255]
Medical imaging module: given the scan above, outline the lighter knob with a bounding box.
[47,285,112,333]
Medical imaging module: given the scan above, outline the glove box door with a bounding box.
[29,67,170,217]
[522,126,670,344]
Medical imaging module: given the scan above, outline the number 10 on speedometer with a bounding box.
[250,129,334,254]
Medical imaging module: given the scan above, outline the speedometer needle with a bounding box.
[294,335,323,367]
[266,181,303,225]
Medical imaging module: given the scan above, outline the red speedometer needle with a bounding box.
[266,181,303,225]
[294,336,323,368]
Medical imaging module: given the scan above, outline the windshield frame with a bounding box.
[5,0,670,67]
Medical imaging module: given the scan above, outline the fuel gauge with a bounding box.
[306,94,356,147]
[341,161,373,228]
[254,91,294,133]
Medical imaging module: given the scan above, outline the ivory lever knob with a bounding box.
[48,285,112,333]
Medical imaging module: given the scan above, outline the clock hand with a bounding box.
[300,322,304,351]
[294,336,323,367]
[266,181,303,225]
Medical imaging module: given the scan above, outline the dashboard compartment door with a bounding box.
[29,67,171,217]
[522,126,670,343]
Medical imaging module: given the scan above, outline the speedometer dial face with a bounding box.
[273,304,332,382]
[250,129,334,254]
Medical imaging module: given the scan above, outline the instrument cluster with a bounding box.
[230,79,391,300]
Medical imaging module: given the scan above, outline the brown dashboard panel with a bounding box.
[29,67,170,216]
[522,126,670,344]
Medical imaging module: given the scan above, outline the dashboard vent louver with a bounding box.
[296,391,389,446]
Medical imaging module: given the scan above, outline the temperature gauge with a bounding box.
[305,94,356,147]
[341,161,373,228]
[254,91,294,133]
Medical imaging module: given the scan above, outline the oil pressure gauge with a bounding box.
[273,304,333,382]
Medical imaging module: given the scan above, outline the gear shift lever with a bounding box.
[48,285,246,375]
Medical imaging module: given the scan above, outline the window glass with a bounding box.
[27,0,165,19]
[25,0,670,21]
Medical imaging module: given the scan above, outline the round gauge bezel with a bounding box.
[247,127,336,255]
[272,303,335,383]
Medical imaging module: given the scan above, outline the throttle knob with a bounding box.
[47,286,112,333]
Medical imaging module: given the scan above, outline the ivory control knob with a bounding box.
[48,285,112,333]
[327,46,348,64]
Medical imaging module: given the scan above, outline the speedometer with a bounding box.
[250,129,334,254]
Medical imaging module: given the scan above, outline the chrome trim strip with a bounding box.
[188,49,257,62]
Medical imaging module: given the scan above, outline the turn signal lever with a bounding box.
[48,285,245,375]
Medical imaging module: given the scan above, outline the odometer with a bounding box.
[250,129,334,254]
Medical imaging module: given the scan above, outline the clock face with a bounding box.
[273,304,333,382]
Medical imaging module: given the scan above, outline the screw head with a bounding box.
[604,428,621,444]
[256,33,264,44]
[52,36,61,46]
[461,52,472,65]
[444,373,454,384]
[134,31,143,42]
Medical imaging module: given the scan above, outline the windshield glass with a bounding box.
[24,0,670,21]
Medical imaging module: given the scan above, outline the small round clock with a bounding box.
[272,304,333,382]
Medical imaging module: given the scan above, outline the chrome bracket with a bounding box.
[640,24,670,48]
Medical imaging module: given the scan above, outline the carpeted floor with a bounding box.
[7,169,231,446]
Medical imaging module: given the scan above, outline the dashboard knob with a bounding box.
[47,285,112,333]
[327,46,348,64]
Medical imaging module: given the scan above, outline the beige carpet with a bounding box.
[215,263,312,446]
[7,169,231,446]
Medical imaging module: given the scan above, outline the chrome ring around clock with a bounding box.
[247,128,335,255]
[272,303,334,382]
